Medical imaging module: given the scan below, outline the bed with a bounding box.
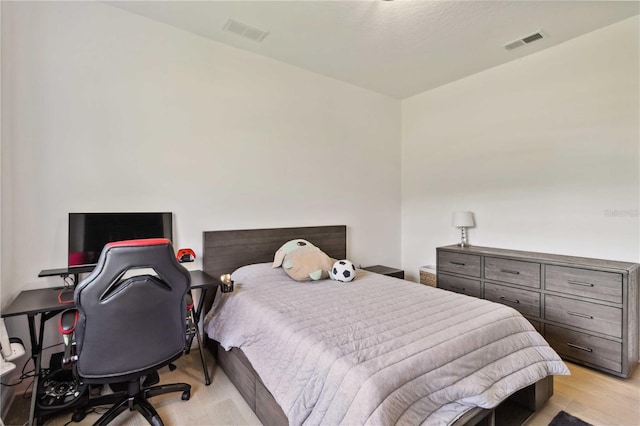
[202,225,568,426]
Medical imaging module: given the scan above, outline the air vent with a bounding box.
[223,19,269,43]
[504,31,545,51]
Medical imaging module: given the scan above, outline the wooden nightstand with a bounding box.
[362,265,404,279]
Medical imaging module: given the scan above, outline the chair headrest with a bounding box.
[105,238,170,249]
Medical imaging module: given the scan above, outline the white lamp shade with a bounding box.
[452,211,475,227]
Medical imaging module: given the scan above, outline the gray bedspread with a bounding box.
[204,263,568,425]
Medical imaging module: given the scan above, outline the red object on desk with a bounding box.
[177,248,196,263]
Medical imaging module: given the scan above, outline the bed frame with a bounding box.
[202,225,553,426]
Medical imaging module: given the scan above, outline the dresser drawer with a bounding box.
[437,274,481,298]
[545,265,622,303]
[437,252,481,277]
[545,324,622,373]
[484,257,541,288]
[545,295,622,338]
[484,282,541,318]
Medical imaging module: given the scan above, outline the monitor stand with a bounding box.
[38,266,95,287]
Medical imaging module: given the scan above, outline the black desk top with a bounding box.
[188,270,219,289]
[1,287,67,318]
[1,270,217,319]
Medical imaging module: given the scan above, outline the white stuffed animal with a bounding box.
[272,239,333,281]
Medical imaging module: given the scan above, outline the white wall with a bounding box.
[0,0,4,293]
[0,1,401,307]
[402,16,640,280]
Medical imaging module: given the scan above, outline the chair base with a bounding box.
[73,379,190,426]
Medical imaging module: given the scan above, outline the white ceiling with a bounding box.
[105,1,640,99]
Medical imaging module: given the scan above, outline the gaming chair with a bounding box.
[58,238,192,426]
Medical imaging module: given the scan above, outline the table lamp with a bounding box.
[452,211,475,247]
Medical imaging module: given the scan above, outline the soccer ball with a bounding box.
[330,260,356,282]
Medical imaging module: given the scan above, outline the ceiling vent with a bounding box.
[223,19,269,43]
[504,31,545,51]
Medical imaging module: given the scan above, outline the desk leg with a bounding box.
[27,314,45,426]
[191,287,213,386]
[194,321,210,386]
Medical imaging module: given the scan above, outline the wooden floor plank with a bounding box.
[526,362,640,426]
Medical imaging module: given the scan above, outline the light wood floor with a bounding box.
[6,350,640,426]
[526,361,640,426]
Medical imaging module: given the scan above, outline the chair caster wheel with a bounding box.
[168,363,177,372]
[181,390,191,401]
[72,409,87,422]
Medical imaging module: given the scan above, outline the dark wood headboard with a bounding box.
[202,225,347,281]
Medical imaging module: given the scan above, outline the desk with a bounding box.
[1,270,218,426]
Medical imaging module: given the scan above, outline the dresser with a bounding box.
[436,245,639,378]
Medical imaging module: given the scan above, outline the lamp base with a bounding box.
[459,227,470,248]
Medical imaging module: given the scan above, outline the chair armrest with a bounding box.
[59,309,79,369]
[59,309,79,335]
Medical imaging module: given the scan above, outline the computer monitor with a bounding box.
[68,212,173,269]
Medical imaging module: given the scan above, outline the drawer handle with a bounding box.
[566,342,593,353]
[500,269,521,275]
[450,262,466,267]
[450,285,466,292]
[567,311,593,319]
[567,280,595,287]
[499,296,520,304]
